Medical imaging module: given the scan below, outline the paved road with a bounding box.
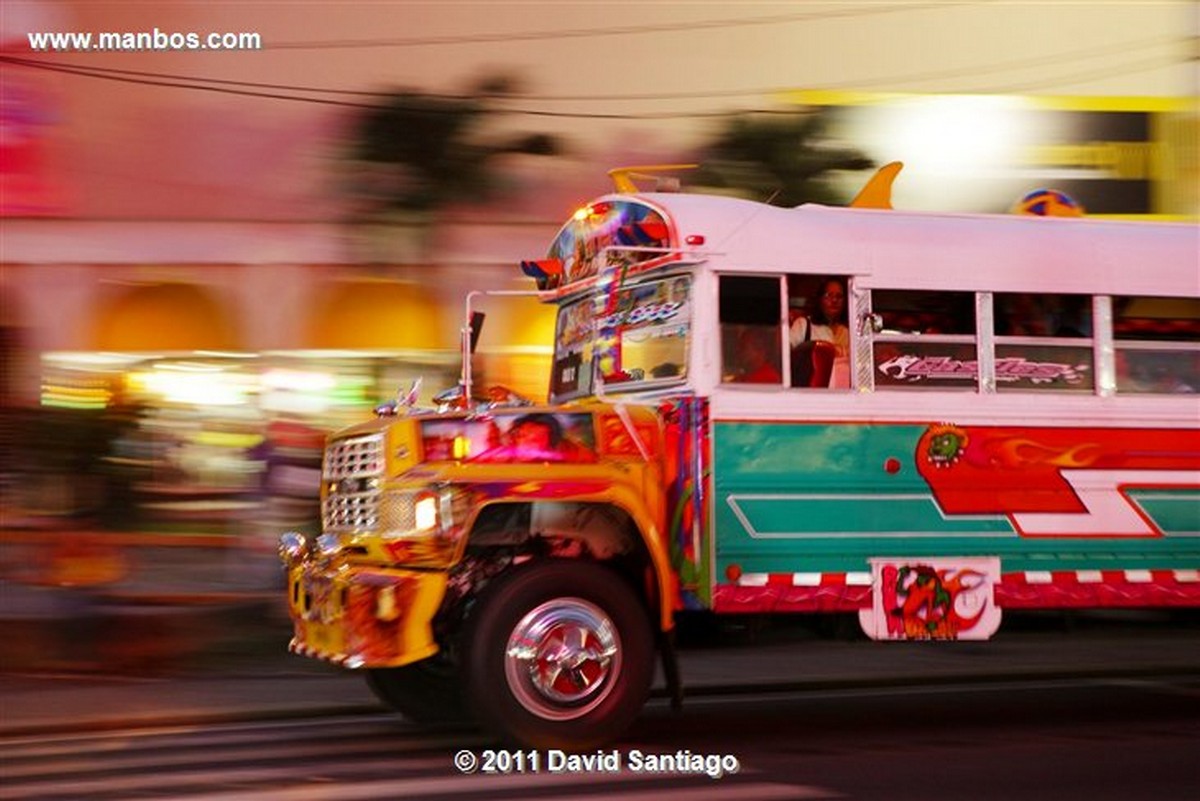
[3,611,1199,737]
[4,674,1198,800]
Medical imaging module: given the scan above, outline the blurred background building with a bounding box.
[1,0,1196,535]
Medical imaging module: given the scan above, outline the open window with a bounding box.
[786,275,850,388]
[719,275,783,385]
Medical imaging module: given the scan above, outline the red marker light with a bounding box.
[685,234,705,246]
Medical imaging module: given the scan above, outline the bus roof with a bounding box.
[615,191,1199,299]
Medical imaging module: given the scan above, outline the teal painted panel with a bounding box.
[712,421,1200,576]
[1128,490,1200,535]
[731,496,1012,535]
[713,421,929,491]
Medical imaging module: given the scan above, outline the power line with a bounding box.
[980,53,1187,93]
[3,55,390,98]
[487,35,1183,100]
[268,3,963,50]
[2,51,1180,119]
[0,56,760,117]
[5,33,1180,106]
[788,35,1185,94]
[0,55,379,108]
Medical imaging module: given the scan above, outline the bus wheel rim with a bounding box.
[504,597,621,720]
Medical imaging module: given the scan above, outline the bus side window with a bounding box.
[1114,296,1200,394]
[871,289,976,390]
[786,275,850,388]
[994,292,1094,393]
[720,275,783,385]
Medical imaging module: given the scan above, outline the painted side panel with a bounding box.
[662,397,712,610]
[711,421,1200,583]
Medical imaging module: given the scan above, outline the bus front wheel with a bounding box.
[464,560,655,750]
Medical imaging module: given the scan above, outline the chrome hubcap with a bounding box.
[505,598,620,720]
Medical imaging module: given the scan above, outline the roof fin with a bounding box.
[608,164,698,193]
[849,161,903,209]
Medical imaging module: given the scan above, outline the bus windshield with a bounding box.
[550,274,692,402]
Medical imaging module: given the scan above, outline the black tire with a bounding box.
[464,560,655,750]
[365,655,470,725]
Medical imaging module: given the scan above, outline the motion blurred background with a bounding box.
[1,1,1196,671]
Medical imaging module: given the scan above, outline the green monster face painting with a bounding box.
[925,424,968,468]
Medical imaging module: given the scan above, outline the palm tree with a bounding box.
[693,109,873,207]
[340,74,559,262]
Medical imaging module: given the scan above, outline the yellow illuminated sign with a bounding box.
[780,90,1197,219]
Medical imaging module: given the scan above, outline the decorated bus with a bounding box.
[279,164,1200,749]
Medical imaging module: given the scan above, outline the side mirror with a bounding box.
[860,312,883,335]
[469,312,485,354]
[375,378,422,417]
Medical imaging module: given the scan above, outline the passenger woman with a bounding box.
[789,277,850,388]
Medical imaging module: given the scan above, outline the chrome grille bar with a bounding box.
[323,433,385,480]
[323,433,385,533]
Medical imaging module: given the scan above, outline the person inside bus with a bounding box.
[475,412,598,462]
[731,326,782,384]
[998,293,1055,337]
[789,277,850,388]
[475,413,565,461]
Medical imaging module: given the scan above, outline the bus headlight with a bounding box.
[380,485,468,539]
[414,493,440,532]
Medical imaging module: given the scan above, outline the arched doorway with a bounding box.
[92,282,239,352]
[305,278,450,350]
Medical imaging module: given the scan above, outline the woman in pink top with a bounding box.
[789,277,850,388]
